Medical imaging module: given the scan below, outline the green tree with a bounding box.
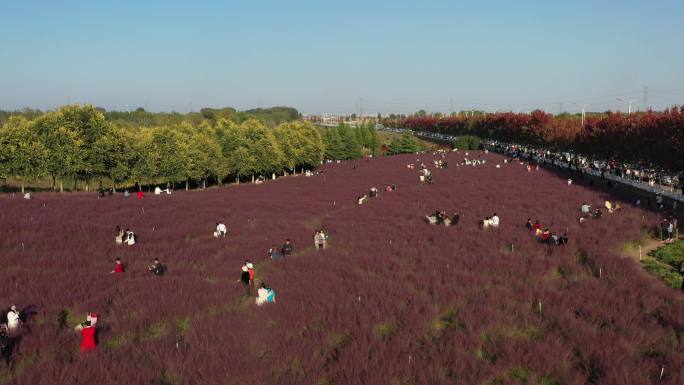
[146,126,187,187]
[216,119,248,182]
[92,125,138,190]
[337,125,363,159]
[323,128,344,160]
[241,119,283,181]
[0,116,47,193]
[366,125,381,156]
[181,123,224,189]
[33,111,86,192]
[58,105,112,190]
[388,132,420,154]
[274,121,323,173]
[130,129,157,187]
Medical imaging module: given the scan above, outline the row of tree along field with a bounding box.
[0,106,300,129]
[0,105,398,193]
[386,107,684,171]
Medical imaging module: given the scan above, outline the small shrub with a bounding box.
[374,323,397,340]
[328,332,352,351]
[509,366,530,382]
[103,333,128,350]
[430,308,464,333]
[176,317,190,333]
[147,320,167,339]
[453,135,481,150]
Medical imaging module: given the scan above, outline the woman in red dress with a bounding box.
[80,321,96,353]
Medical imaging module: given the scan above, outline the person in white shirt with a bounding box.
[482,217,492,229]
[124,229,136,246]
[6,306,20,332]
[115,226,125,245]
[214,222,227,238]
[314,229,327,250]
[491,214,500,228]
[581,203,591,213]
[256,284,269,306]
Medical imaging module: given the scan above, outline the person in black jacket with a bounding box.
[282,239,293,256]
[148,258,165,276]
[0,330,11,366]
[238,265,251,294]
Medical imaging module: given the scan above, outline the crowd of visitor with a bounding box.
[3,142,682,365]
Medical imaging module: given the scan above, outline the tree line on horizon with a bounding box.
[0,105,389,193]
[0,105,392,192]
[0,106,300,129]
[388,108,684,171]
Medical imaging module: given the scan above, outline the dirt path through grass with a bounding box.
[623,237,664,263]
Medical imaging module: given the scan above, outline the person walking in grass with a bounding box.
[238,265,251,294]
[246,262,255,286]
[282,239,293,256]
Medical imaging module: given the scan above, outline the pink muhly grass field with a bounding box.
[0,151,682,385]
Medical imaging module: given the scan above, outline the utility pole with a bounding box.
[575,103,589,126]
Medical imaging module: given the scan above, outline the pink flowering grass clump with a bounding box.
[0,151,682,385]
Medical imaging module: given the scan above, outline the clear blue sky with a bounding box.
[1,0,683,114]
